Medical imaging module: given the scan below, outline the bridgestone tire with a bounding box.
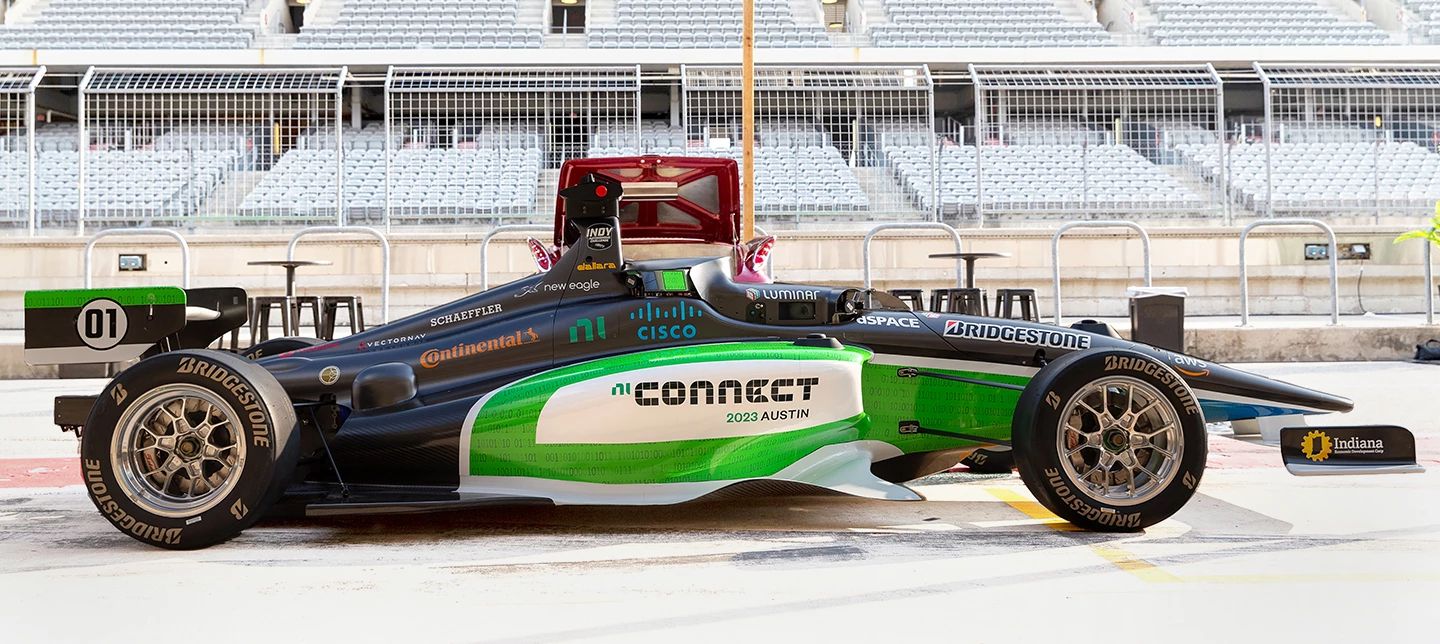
[80,349,299,550]
[241,336,325,360]
[1012,348,1206,532]
[961,446,1014,474]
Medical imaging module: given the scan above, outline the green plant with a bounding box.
[1395,205,1440,248]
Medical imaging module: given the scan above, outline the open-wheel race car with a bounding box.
[25,156,1423,549]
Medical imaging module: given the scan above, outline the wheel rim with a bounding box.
[110,383,247,518]
[1055,376,1182,507]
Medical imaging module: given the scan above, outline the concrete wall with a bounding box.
[0,226,1434,329]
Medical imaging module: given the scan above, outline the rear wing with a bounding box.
[24,287,188,366]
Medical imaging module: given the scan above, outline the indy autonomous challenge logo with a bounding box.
[533,358,863,444]
[943,320,1091,351]
[586,224,613,251]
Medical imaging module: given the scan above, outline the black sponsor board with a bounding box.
[1280,425,1423,475]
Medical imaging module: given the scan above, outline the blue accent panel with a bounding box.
[1199,400,1323,423]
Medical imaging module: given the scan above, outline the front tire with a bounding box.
[81,349,299,549]
[1012,348,1206,532]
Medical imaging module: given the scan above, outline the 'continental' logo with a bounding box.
[421,328,539,368]
[612,377,819,406]
[577,261,617,271]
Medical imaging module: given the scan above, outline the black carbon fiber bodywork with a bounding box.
[252,212,1352,494]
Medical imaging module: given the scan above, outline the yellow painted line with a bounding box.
[986,487,1180,583]
[1091,546,1183,583]
[984,488,1083,532]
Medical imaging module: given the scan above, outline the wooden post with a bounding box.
[741,0,755,241]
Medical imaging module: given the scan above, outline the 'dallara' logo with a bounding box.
[1302,430,1333,462]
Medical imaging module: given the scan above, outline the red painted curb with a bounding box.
[0,458,81,489]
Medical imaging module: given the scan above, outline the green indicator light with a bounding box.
[659,270,688,291]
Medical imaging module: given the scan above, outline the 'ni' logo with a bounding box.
[610,382,632,396]
[569,317,606,343]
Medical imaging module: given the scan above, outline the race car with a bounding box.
[25,156,1423,549]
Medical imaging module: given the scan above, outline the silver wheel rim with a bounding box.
[110,383,247,518]
[1055,376,1181,507]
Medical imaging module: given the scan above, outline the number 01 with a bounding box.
[84,308,117,339]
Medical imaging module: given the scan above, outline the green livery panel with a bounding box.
[461,342,1029,485]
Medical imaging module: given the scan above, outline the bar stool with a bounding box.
[250,296,291,344]
[933,288,988,316]
[887,288,925,311]
[321,296,365,340]
[994,288,1039,322]
[292,296,323,337]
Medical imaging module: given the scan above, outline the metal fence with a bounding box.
[969,65,1225,226]
[0,67,42,234]
[77,68,347,233]
[681,65,935,224]
[384,66,641,225]
[9,64,1440,235]
[1254,64,1440,222]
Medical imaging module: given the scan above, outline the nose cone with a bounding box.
[1182,362,1353,422]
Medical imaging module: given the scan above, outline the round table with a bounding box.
[247,259,333,298]
[928,252,1012,289]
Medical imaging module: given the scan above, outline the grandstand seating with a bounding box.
[1403,0,1440,42]
[1145,0,1394,46]
[295,0,541,49]
[0,0,251,49]
[887,140,1206,215]
[870,0,1116,47]
[0,124,244,222]
[241,125,543,218]
[1181,138,1440,212]
[588,0,829,48]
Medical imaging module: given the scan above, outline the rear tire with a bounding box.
[80,349,298,549]
[1012,348,1206,532]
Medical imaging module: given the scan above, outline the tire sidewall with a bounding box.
[80,350,297,549]
[1013,348,1207,531]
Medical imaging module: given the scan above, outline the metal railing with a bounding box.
[83,228,191,289]
[1425,241,1435,326]
[1051,221,1152,325]
[479,224,554,291]
[286,226,391,324]
[861,223,963,290]
[1238,218,1338,326]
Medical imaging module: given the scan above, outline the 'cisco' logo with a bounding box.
[631,302,703,342]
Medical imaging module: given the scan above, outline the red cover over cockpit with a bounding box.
[554,156,741,248]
